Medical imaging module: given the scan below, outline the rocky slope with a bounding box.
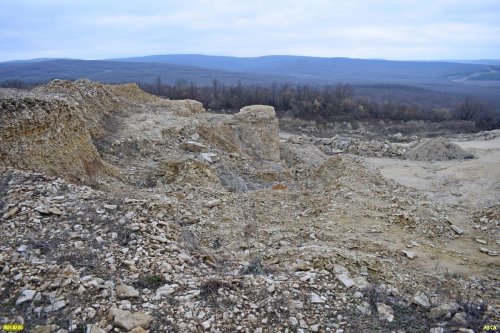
[1,80,498,333]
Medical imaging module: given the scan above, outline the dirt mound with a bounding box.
[109,83,206,116]
[108,83,163,103]
[406,137,474,161]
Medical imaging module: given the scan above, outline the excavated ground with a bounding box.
[0,80,498,333]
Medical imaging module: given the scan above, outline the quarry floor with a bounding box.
[364,136,500,282]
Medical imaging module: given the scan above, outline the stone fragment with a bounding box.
[289,300,304,310]
[155,284,176,299]
[402,250,416,259]
[62,264,78,277]
[413,293,431,308]
[48,207,63,215]
[429,328,444,333]
[450,225,464,235]
[352,276,370,289]
[44,300,65,312]
[300,272,316,282]
[198,152,217,164]
[111,308,153,331]
[310,324,320,332]
[74,241,84,249]
[357,303,372,315]
[204,199,221,208]
[86,325,106,333]
[377,303,394,322]
[17,245,27,252]
[85,307,97,319]
[310,292,325,304]
[452,312,468,325]
[429,302,460,318]
[201,319,211,330]
[333,264,350,275]
[116,284,140,299]
[3,206,19,219]
[16,289,36,305]
[336,274,355,288]
[128,328,149,333]
[179,141,208,152]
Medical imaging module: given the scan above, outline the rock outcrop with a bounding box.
[197,105,280,161]
[0,96,105,182]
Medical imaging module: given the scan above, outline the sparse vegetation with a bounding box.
[134,274,167,289]
[240,256,269,275]
[200,279,237,302]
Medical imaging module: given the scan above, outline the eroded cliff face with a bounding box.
[0,96,105,183]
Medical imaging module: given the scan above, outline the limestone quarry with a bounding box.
[0,80,499,333]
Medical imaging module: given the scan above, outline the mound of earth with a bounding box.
[406,137,474,161]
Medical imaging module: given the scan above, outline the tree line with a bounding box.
[139,78,499,130]
[1,78,498,130]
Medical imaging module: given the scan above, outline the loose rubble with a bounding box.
[1,80,498,332]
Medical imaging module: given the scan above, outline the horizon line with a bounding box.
[1,54,499,64]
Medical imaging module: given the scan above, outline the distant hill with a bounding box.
[110,54,497,82]
[0,59,293,85]
[1,55,499,85]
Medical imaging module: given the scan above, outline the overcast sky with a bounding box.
[1,0,499,61]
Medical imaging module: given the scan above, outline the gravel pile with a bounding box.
[406,138,474,161]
